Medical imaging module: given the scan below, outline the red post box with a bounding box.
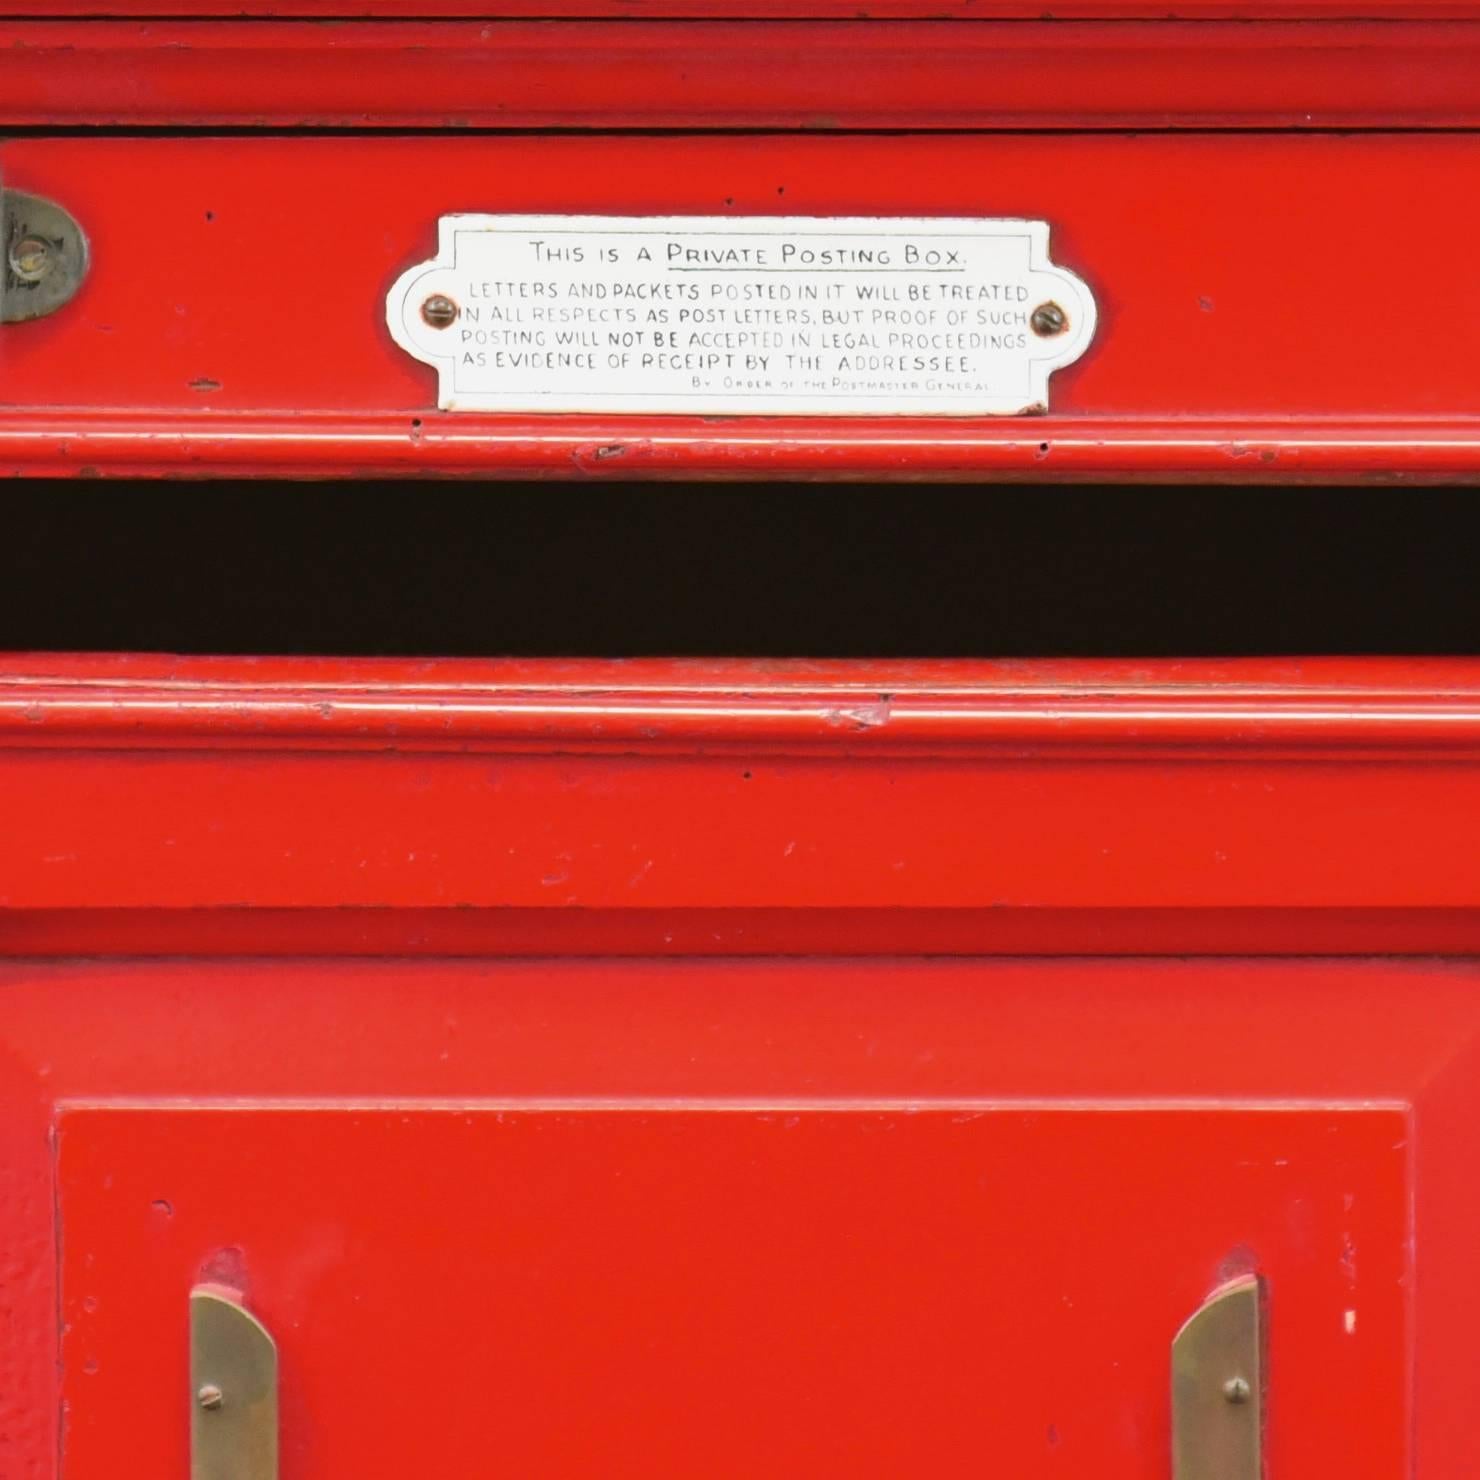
[2,0,1476,1473]
[2,655,1478,1480]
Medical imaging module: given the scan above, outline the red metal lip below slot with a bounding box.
[8,905,1480,956]
[4,656,1480,951]
[6,651,1480,754]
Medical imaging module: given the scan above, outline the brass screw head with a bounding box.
[9,235,55,283]
[1222,1376,1251,1405]
[1031,301,1068,337]
[197,1384,225,1410]
[421,294,459,329]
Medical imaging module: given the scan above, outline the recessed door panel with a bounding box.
[58,1104,1406,1479]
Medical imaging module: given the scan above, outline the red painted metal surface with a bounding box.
[9,0,1480,17]
[61,1105,1406,1480]
[5,656,1480,954]
[4,660,1480,1480]
[5,136,1480,479]
[3,958,1475,1480]
[4,20,1478,129]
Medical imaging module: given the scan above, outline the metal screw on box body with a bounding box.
[1222,1377,1252,1405]
[197,1384,224,1410]
[421,294,459,329]
[9,235,55,283]
[1031,301,1068,337]
[1,191,89,323]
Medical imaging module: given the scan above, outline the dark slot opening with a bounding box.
[1,481,1475,658]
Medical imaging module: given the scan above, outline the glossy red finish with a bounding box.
[6,136,1480,480]
[4,655,1480,953]
[4,959,1475,1480]
[4,660,1480,1480]
[61,1105,1406,1480]
[9,0,1480,16]
[4,20,1477,129]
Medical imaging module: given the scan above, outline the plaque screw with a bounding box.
[1222,1377,1251,1405]
[197,1384,225,1410]
[9,235,55,284]
[421,294,459,329]
[1031,301,1068,337]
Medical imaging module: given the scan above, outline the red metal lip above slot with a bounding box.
[8,414,1480,481]
[5,134,1480,479]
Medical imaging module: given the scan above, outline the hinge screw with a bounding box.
[197,1384,225,1410]
[1222,1376,1251,1405]
[1031,301,1068,337]
[421,294,459,329]
[8,235,55,284]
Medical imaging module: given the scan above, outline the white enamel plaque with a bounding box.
[387,216,1096,417]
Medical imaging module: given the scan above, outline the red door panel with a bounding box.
[58,1104,1407,1480]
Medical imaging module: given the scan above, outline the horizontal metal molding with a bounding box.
[10,415,1480,482]
[7,905,1480,956]
[3,21,1479,129]
[2,659,1480,953]
[6,0,1480,18]
[8,656,1480,755]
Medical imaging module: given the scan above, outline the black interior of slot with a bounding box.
[2,481,1474,657]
